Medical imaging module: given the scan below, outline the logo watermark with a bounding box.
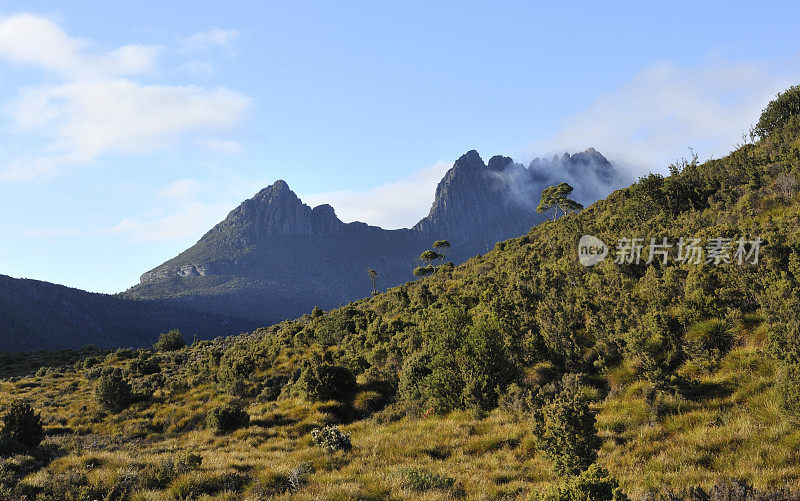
[578,235,609,266]
[578,235,761,267]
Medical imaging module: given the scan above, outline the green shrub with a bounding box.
[82,357,100,370]
[398,351,431,401]
[498,383,535,414]
[206,401,250,434]
[311,425,351,453]
[85,366,103,380]
[155,329,186,352]
[131,373,166,396]
[295,363,356,403]
[423,366,463,415]
[111,348,136,360]
[127,353,160,376]
[406,312,518,414]
[533,383,602,475]
[540,464,628,501]
[457,319,518,411]
[755,85,800,138]
[0,402,43,450]
[400,466,455,492]
[95,368,133,413]
[777,363,800,416]
[216,351,257,397]
[258,375,288,402]
[626,311,684,385]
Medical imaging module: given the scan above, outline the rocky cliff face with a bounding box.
[126,148,627,325]
[414,150,542,245]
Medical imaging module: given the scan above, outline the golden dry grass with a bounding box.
[0,341,798,499]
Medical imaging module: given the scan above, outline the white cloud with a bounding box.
[106,201,232,242]
[10,79,249,161]
[0,14,250,182]
[302,161,451,229]
[0,14,158,78]
[540,58,800,173]
[180,27,240,52]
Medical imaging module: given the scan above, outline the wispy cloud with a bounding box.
[302,161,450,229]
[0,14,250,182]
[539,57,800,172]
[179,27,240,52]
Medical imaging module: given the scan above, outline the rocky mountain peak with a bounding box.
[251,179,298,204]
[450,150,485,174]
[413,150,538,243]
[211,180,316,240]
[487,155,514,171]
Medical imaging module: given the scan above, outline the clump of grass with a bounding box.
[168,471,250,499]
[352,390,383,415]
[141,452,203,489]
[249,465,313,498]
[400,466,456,492]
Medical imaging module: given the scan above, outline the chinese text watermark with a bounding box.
[578,235,761,267]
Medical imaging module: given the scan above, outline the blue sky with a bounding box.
[1,1,799,293]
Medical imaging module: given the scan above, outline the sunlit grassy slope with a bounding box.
[1,339,797,499]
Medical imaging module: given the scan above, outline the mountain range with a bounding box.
[0,148,626,351]
[122,148,627,325]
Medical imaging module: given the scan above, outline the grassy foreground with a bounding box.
[0,335,797,500]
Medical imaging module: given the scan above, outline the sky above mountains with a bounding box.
[1,1,800,293]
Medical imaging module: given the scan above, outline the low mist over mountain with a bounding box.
[123,148,627,326]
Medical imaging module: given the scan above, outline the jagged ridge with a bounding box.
[124,149,626,325]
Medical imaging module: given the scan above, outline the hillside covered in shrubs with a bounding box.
[1,87,800,499]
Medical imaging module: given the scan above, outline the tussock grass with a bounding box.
[2,341,800,498]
